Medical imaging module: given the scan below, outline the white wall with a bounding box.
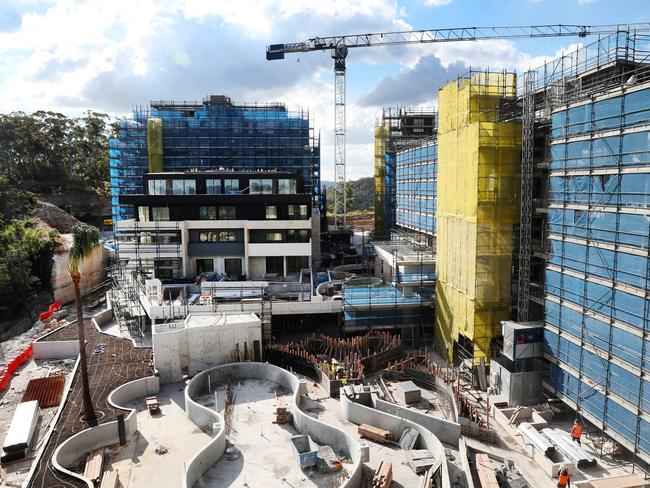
[248,257,266,280]
[153,314,262,384]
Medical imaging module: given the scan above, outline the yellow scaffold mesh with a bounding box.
[147,118,164,173]
[374,124,389,236]
[435,71,521,365]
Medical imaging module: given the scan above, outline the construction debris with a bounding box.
[358,424,392,444]
[154,445,168,455]
[406,449,436,474]
[372,460,393,488]
[398,428,420,451]
[315,445,342,473]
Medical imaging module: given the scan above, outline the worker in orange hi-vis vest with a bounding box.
[557,466,571,488]
[571,419,584,445]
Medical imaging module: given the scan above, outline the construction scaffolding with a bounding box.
[344,241,435,344]
[374,108,436,239]
[395,138,437,246]
[435,70,521,365]
[109,95,322,223]
[543,57,650,465]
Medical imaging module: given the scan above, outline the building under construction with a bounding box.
[377,30,650,466]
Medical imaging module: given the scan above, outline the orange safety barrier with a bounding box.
[0,342,33,392]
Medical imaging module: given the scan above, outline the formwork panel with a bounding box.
[435,72,521,364]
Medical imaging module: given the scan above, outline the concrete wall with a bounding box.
[153,315,261,384]
[51,375,160,487]
[183,362,363,488]
[32,339,79,359]
[373,397,460,447]
[341,390,451,488]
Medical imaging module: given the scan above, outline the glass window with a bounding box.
[219,231,237,242]
[278,179,297,194]
[266,205,278,219]
[199,231,218,242]
[219,206,236,219]
[199,206,217,220]
[148,179,167,195]
[266,256,284,275]
[195,259,214,274]
[300,204,308,218]
[224,258,242,277]
[151,207,169,221]
[173,179,196,195]
[138,206,149,222]
[224,179,239,193]
[287,229,309,243]
[287,256,309,273]
[206,179,222,194]
[250,178,273,194]
[266,231,283,242]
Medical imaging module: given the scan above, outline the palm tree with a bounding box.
[69,223,100,427]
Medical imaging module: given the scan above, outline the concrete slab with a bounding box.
[394,381,421,405]
[196,378,352,487]
[108,382,212,488]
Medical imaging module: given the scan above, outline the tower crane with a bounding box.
[266,23,649,230]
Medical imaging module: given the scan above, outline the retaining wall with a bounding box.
[51,375,160,487]
[373,397,460,447]
[183,362,363,488]
[33,339,79,359]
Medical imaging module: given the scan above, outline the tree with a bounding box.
[69,223,100,427]
[0,218,57,316]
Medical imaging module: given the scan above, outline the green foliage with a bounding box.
[0,219,58,316]
[69,223,100,274]
[0,111,110,193]
[326,177,374,214]
[0,176,38,225]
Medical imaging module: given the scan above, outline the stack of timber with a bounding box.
[273,397,292,424]
[358,424,392,443]
[418,466,437,488]
[84,448,104,486]
[372,461,393,488]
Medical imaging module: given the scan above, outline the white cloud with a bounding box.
[422,0,453,5]
[0,0,594,181]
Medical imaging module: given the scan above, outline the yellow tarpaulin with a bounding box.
[435,72,521,365]
[147,118,164,173]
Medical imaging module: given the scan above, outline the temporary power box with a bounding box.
[502,321,544,361]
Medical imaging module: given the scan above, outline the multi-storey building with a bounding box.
[109,95,322,224]
[543,74,650,465]
[115,170,316,280]
[374,109,436,238]
[395,140,437,245]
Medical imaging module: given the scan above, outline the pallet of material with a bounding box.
[145,395,160,414]
[358,424,392,443]
[2,400,40,462]
[83,448,104,485]
[99,470,120,488]
[372,460,393,488]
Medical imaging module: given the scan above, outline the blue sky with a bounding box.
[0,0,648,179]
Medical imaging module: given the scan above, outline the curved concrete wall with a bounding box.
[373,397,460,446]
[340,392,451,488]
[52,375,160,487]
[184,362,363,488]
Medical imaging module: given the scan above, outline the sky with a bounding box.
[0,0,649,180]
